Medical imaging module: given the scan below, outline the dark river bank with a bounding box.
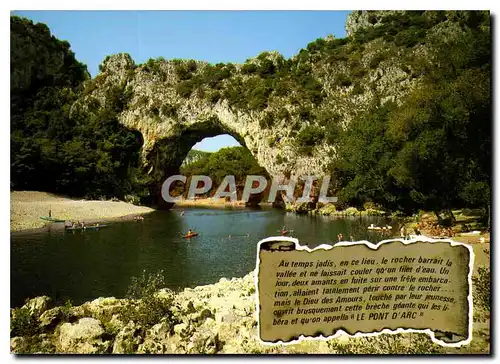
[11,207,400,308]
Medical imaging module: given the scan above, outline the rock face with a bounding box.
[9,271,338,354]
[24,296,51,316]
[57,318,108,354]
[9,269,457,354]
[344,10,406,37]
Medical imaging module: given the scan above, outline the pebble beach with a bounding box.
[10,191,154,232]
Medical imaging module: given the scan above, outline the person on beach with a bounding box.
[49,209,52,218]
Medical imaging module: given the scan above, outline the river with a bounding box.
[10,207,400,308]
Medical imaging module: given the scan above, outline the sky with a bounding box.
[12,10,351,152]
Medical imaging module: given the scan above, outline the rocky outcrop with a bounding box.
[71,11,461,207]
[345,10,406,37]
[24,296,51,316]
[56,318,109,354]
[9,272,352,354]
[10,269,476,354]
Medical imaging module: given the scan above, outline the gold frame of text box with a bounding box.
[254,236,474,348]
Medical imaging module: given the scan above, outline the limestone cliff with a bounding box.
[68,11,476,206]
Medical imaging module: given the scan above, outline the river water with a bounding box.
[10,207,400,308]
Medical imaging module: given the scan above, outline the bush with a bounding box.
[336,73,353,87]
[161,104,178,118]
[259,112,275,129]
[297,107,311,121]
[276,154,287,164]
[473,265,490,311]
[327,332,442,354]
[363,201,382,210]
[344,207,360,216]
[352,83,364,95]
[207,91,221,104]
[122,270,175,329]
[120,295,174,330]
[394,26,426,48]
[176,81,195,98]
[318,204,337,215]
[296,125,325,155]
[175,60,197,80]
[126,269,167,299]
[241,63,257,75]
[124,194,141,205]
[276,107,290,121]
[369,52,387,69]
[258,59,276,77]
[248,85,271,110]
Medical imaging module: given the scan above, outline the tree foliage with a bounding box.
[180,146,268,188]
[11,16,145,200]
[331,11,491,217]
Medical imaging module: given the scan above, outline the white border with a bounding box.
[254,236,475,348]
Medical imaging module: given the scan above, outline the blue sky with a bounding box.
[12,10,350,152]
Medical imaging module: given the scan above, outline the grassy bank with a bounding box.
[10,191,154,232]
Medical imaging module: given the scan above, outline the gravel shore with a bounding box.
[10,191,154,232]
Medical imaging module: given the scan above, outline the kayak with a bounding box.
[66,225,108,231]
[40,216,66,222]
[183,233,198,238]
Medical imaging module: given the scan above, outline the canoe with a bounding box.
[183,233,198,238]
[40,216,66,222]
[66,225,108,231]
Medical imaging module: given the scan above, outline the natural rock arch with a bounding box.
[143,119,249,208]
[73,28,421,208]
